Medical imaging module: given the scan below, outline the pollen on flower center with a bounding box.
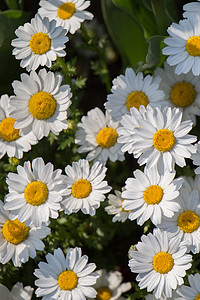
[96,127,118,148]
[143,185,163,205]
[24,181,49,206]
[57,2,76,20]
[30,32,51,55]
[186,36,200,56]
[58,270,78,290]
[71,179,92,199]
[170,81,196,107]
[178,210,199,233]
[153,129,176,152]
[126,91,149,111]
[0,117,20,142]
[28,91,57,120]
[195,293,200,300]
[153,252,174,274]
[2,219,29,244]
[96,287,112,300]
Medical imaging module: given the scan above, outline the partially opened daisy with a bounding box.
[38,0,94,34]
[155,61,200,125]
[4,157,66,227]
[129,228,192,299]
[0,201,50,267]
[61,159,111,216]
[0,94,38,159]
[183,1,200,18]
[162,14,200,76]
[75,107,125,165]
[12,14,68,71]
[104,68,165,122]
[177,273,200,299]
[34,247,99,300]
[9,68,72,140]
[122,166,181,226]
[191,141,200,174]
[0,282,33,300]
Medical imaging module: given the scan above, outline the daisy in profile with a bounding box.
[38,0,94,34]
[105,189,131,223]
[12,14,68,71]
[0,94,38,159]
[162,14,200,76]
[10,68,72,140]
[61,159,111,216]
[122,166,181,226]
[183,1,200,18]
[155,61,200,125]
[191,141,200,174]
[75,108,125,165]
[177,273,200,299]
[104,68,165,122]
[0,201,50,267]
[0,282,33,300]
[4,157,66,227]
[34,247,99,300]
[129,228,192,299]
[117,105,197,171]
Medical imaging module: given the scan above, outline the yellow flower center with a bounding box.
[2,219,29,245]
[121,200,131,212]
[24,181,49,206]
[96,287,112,300]
[58,270,78,290]
[71,179,92,199]
[0,117,20,142]
[153,252,174,274]
[153,129,176,152]
[30,33,51,55]
[170,82,196,107]
[195,293,200,300]
[178,210,199,233]
[126,91,149,111]
[28,91,57,120]
[186,36,200,56]
[143,185,163,205]
[96,127,118,148]
[57,2,76,20]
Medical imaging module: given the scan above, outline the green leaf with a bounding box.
[5,0,19,10]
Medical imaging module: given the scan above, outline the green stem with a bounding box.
[151,0,168,35]
[5,0,19,9]
[56,57,71,84]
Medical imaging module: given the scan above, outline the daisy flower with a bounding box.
[88,269,132,300]
[0,282,33,300]
[105,189,131,223]
[177,273,200,299]
[129,228,192,299]
[145,291,179,300]
[61,159,111,216]
[0,201,50,267]
[9,68,72,140]
[4,157,66,227]
[154,61,200,125]
[191,141,200,174]
[104,68,165,122]
[34,247,99,300]
[158,189,200,254]
[38,0,94,34]
[0,94,38,159]
[181,174,200,193]
[122,166,182,226]
[162,14,200,76]
[11,14,68,71]
[75,107,125,165]
[183,1,200,18]
[117,105,197,172]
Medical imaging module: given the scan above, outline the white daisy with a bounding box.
[11,14,68,71]
[104,68,165,122]
[177,273,200,299]
[122,166,182,226]
[117,105,197,172]
[4,157,66,227]
[183,1,200,18]
[61,159,111,216]
[129,228,192,299]
[0,94,38,159]
[162,14,200,76]
[38,0,94,34]
[9,68,72,140]
[154,61,200,125]
[88,269,132,300]
[158,188,200,254]
[0,282,33,300]
[145,290,179,300]
[181,174,200,193]
[0,200,50,267]
[75,107,125,165]
[191,141,200,174]
[34,247,99,300]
